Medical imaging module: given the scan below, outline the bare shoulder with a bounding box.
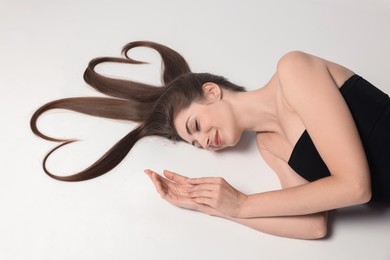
[277,51,313,68]
[272,51,371,198]
[276,51,354,88]
[277,50,335,69]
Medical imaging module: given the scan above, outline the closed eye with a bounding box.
[195,120,200,132]
[192,120,201,148]
[188,118,202,148]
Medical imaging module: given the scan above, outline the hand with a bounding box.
[144,169,222,216]
[187,177,247,217]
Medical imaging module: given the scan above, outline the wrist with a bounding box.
[235,193,249,218]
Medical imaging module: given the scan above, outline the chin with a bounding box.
[231,132,243,146]
[220,134,241,150]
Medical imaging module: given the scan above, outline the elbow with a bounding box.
[339,174,372,205]
[353,180,372,205]
[309,214,328,240]
[357,188,372,204]
[292,213,328,240]
[312,224,328,240]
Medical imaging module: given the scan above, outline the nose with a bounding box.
[198,134,210,149]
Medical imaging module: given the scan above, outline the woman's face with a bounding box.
[173,83,243,151]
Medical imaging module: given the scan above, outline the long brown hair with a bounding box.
[31,41,245,182]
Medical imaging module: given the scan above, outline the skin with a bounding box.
[145,51,372,239]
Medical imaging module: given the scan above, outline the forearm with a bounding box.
[239,176,370,218]
[217,211,328,240]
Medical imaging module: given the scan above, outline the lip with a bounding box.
[214,130,221,146]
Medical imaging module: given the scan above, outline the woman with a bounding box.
[31,41,390,239]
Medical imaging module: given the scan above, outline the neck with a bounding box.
[226,75,281,133]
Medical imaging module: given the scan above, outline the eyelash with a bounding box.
[192,119,201,148]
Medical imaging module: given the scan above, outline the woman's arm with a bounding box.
[218,211,328,240]
[212,146,328,239]
[241,51,371,217]
[189,52,371,217]
[145,169,328,239]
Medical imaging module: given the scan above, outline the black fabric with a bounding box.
[288,75,390,203]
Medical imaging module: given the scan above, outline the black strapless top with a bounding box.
[287,75,390,203]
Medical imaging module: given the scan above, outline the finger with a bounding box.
[144,169,160,185]
[187,177,222,185]
[147,173,160,193]
[176,198,204,211]
[188,184,216,192]
[163,170,189,184]
[144,169,159,180]
[144,169,153,178]
[189,190,214,199]
[144,169,158,186]
[153,174,168,198]
[146,170,166,197]
[145,169,165,184]
[193,197,215,207]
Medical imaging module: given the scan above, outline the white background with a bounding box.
[1,0,390,259]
